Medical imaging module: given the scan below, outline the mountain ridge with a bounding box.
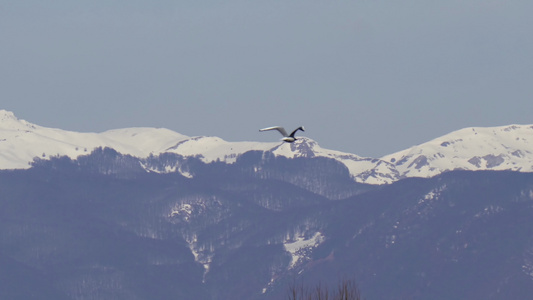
[3,109,533,184]
[383,124,533,178]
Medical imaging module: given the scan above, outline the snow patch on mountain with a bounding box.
[141,161,193,178]
[169,203,194,222]
[165,136,278,163]
[184,233,213,283]
[474,205,504,219]
[523,244,533,281]
[284,232,325,269]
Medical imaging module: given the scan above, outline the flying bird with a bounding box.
[259,126,305,143]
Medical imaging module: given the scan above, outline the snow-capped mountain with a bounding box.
[382,125,533,178]
[3,109,533,184]
[0,110,188,168]
[0,110,389,184]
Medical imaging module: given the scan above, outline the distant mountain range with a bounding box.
[3,109,533,184]
[3,109,533,299]
[2,142,533,299]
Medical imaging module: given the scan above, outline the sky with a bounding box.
[1,1,533,157]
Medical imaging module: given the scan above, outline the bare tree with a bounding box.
[287,278,362,300]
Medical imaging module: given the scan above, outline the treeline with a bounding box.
[287,278,362,300]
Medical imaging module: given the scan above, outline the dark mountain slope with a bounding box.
[282,171,533,300]
[1,150,533,299]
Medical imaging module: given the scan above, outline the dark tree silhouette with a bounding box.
[287,278,362,300]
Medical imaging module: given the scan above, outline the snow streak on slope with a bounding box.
[284,232,325,269]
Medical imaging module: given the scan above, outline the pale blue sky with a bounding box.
[2,1,532,157]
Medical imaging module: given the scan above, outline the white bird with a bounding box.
[259,126,305,143]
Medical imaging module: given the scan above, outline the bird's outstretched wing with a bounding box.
[289,126,305,137]
[259,126,288,137]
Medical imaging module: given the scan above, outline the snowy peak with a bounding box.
[0,110,189,169]
[0,109,37,131]
[382,124,533,178]
[271,138,321,158]
[0,109,18,123]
